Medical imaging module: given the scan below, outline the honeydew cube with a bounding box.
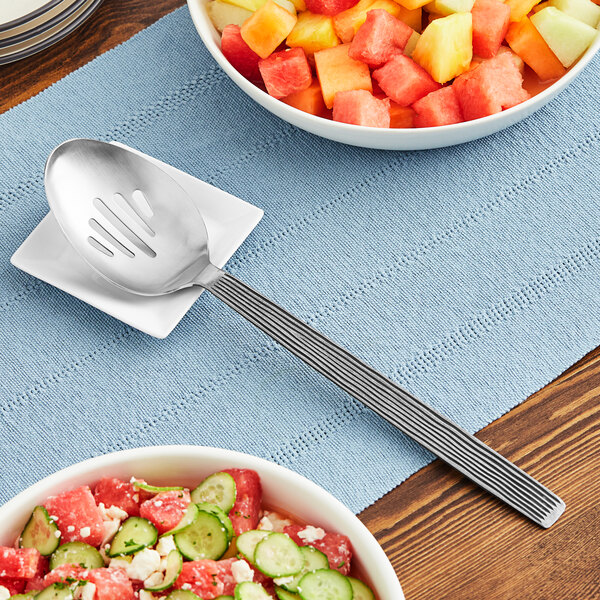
[240,0,298,58]
[274,0,298,13]
[314,43,372,107]
[425,0,474,15]
[208,1,253,30]
[222,0,266,12]
[505,0,542,21]
[333,0,421,42]
[287,11,340,54]
[403,29,421,55]
[549,0,600,26]
[531,6,597,66]
[412,12,472,82]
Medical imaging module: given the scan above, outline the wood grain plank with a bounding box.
[0,0,185,114]
[360,346,600,600]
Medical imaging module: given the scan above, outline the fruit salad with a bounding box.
[207,0,600,127]
[0,470,375,600]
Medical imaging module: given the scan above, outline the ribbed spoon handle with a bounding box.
[204,270,565,528]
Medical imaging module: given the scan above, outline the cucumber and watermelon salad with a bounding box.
[0,469,375,600]
[208,0,599,128]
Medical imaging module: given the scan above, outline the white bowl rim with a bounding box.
[0,444,404,599]
[186,0,600,149]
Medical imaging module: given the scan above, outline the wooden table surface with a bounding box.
[2,2,598,598]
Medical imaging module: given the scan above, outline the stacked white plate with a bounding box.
[0,0,103,65]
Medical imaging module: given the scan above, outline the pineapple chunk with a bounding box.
[404,29,421,55]
[531,6,597,66]
[425,0,474,14]
[314,44,372,107]
[549,0,600,26]
[240,0,298,58]
[412,12,472,83]
[290,0,307,9]
[208,0,253,30]
[333,0,421,42]
[222,0,267,11]
[505,0,542,21]
[287,11,340,54]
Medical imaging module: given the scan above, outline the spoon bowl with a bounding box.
[45,138,212,295]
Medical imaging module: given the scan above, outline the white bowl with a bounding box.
[186,0,600,150]
[0,445,403,599]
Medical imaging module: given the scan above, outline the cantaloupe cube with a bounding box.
[505,17,566,80]
[425,0,474,15]
[531,6,597,66]
[393,0,431,10]
[209,1,254,30]
[314,43,373,107]
[282,79,328,114]
[241,0,298,58]
[533,1,551,11]
[505,0,541,22]
[412,12,472,82]
[549,0,600,26]
[287,11,340,53]
[333,0,421,42]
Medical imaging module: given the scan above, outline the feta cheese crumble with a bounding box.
[156,536,176,557]
[126,548,162,581]
[231,559,254,583]
[80,527,91,538]
[298,526,325,543]
[0,586,10,600]
[73,582,96,600]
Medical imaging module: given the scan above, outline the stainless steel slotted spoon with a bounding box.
[45,139,565,528]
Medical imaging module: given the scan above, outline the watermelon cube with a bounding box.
[373,54,440,106]
[43,486,104,547]
[284,524,353,575]
[333,90,391,126]
[259,47,312,98]
[282,78,328,115]
[87,567,135,600]
[315,43,373,108]
[94,477,143,516]
[306,0,360,13]
[240,0,298,59]
[412,86,463,126]
[139,490,191,535]
[348,9,414,67]
[174,558,237,598]
[471,0,511,58]
[0,577,26,595]
[43,564,87,586]
[453,50,530,120]
[221,24,262,82]
[0,547,42,579]
[221,469,262,535]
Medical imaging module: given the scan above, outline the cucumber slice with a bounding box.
[191,472,237,512]
[34,584,74,600]
[348,577,375,600]
[236,530,271,563]
[49,542,104,570]
[215,597,235,600]
[108,517,158,557]
[166,592,203,600]
[160,504,199,537]
[10,594,39,599]
[254,532,305,578]
[144,549,183,592]
[132,481,184,493]
[19,506,60,556]
[278,547,329,593]
[194,502,234,543]
[174,510,229,560]
[234,582,272,600]
[275,588,301,600]
[298,569,353,600]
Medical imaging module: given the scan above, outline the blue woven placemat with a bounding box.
[1,6,599,512]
